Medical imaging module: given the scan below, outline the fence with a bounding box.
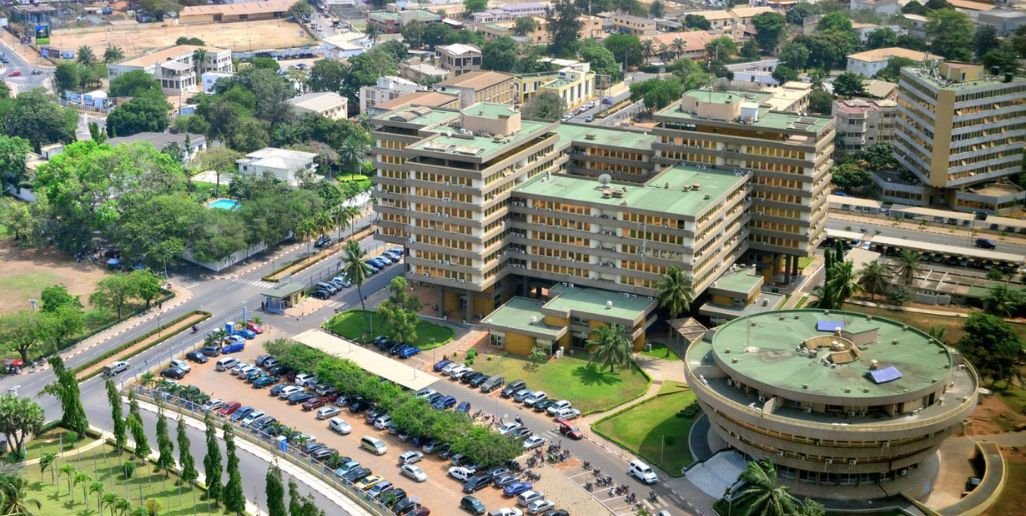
[131,386,398,516]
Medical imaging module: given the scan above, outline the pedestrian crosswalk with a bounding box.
[233,279,278,289]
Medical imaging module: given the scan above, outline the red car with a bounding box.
[246,322,265,334]
[7,71,21,77]
[302,397,327,411]
[218,401,242,416]
[557,420,583,440]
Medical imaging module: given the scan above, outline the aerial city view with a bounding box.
[0,0,1024,514]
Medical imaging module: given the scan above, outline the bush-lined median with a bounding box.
[262,225,375,282]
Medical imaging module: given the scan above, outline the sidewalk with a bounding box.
[830,212,1026,247]
[19,437,107,466]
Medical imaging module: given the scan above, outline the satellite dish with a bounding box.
[598,174,612,185]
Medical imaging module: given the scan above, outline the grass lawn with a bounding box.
[191,181,219,200]
[22,428,78,461]
[338,174,371,191]
[798,256,814,270]
[325,310,454,350]
[474,354,650,414]
[984,461,1026,516]
[641,342,680,361]
[842,303,1026,348]
[25,442,220,515]
[593,382,696,477]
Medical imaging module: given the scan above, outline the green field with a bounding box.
[641,342,680,361]
[24,440,220,515]
[0,271,61,306]
[325,310,454,350]
[474,354,650,414]
[592,382,697,476]
[338,174,372,191]
[21,428,77,461]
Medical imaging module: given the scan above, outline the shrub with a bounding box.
[64,431,80,442]
[122,460,136,479]
[466,349,477,360]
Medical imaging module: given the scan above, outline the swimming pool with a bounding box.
[208,198,240,211]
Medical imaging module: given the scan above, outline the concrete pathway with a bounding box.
[19,437,107,466]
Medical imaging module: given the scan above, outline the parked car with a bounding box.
[546,400,572,416]
[522,436,546,450]
[461,372,485,385]
[501,380,526,398]
[311,447,336,462]
[503,482,533,497]
[415,388,437,399]
[316,406,341,419]
[480,376,504,393]
[229,407,254,422]
[314,235,332,248]
[328,417,352,435]
[356,475,383,491]
[367,480,394,499]
[185,351,208,363]
[302,397,327,411]
[241,410,266,427]
[221,340,245,354]
[460,495,486,515]
[526,500,554,515]
[456,401,472,414]
[287,392,315,405]
[440,363,461,376]
[373,415,392,430]
[493,474,519,489]
[432,396,457,410]
[449,467,475,482]
[160,366,187,379]
[234,328,257,339]
[217,402,242,416]
[343,467,372,483]
[553,407,580,420]
[532,400,555,413]
[251,375,278,388]
[509,427,532,440]
[271,384,295,397]
[295,373,318,387]
[200,345,221,357]
[399,451,423,465]
[517,491,543,508]
[512,389,532,402]
[312,289,331,299]
[463,474,492,493]
[523,392,547,407]
[470,373,493,387]
[490,508,523,516]
[397,346,420,359]
[334,459,360,478]
[201,399,224,412]
[401,464,427,482]
[497,422,521,435]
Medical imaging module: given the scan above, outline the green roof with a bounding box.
[514,163,745,218]
[368,10,399,20]
[555,124,657,150]
[543,284,654,325]
[702,309,954,398]
[710,268,763,296]
[464,102,517,119]
[656,89,833,134]
[408,120,552,160]
[482,297,566,339]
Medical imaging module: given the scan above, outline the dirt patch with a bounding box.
[49,19,314,59]
[0,242,108,315]
[75,311,210,380]
[966,395,1026,435]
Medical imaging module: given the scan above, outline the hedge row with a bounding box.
[265,339,522,468]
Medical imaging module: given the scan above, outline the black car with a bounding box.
[312,289,331,300]
[392,498,417,515]
[160,367,187,379]
[468,374,489,388]
[493,474,518,488]
[185,351,209,363]
[501,380,526,398]
[313,235,332,248]
[311,447,336,462]
[479,375,504,393]
[364,407,387,424]
[380,488,407,508]
[343,466,372,483]
[542,511,569,516]
[254,354,272,367]
[460,495,485,515]
[287,392,315,405]
[461,372,485,385]
[252,417,277,432]
[200,345,221,357]
[462,474,492,493]
[533,399,555,412]
[436,444,453,459]
[268,364,289,376]
[348,398,371,413]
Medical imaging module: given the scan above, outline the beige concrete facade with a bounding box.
[832,98,898,151]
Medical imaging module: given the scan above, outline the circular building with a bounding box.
[685,309,978,498]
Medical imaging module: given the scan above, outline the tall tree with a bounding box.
[105,378,128,453]
[751,12,787,54]
[587,324,632,372]
[39,303,85,355]
[982,285,1023,318]
[202,411,222,503]
[856,261,891,300]
[0,310,43,363]
[958,313,1022,385]
[520,91,565,121]
[972,25,1000,59]
[45,356,89,435]
[657,266,693,320]
[176,416,199,485]
[89,274,138,320]
[0,475,42,515]
[0,395,45,458]
[825,261,858,308]
[154,408,175,477]
[732,460,800,516]
[545,0,582,57]
[3,90,77,151]
[222,423,246,515]
[306,59,346,93]
[104,46,124,63]
[926,9,974,61]
[341,239,373,336]
[76,46,96,66]
[0,134,32,191]
[604,33,643,67]
[288,479,303,516]
[832,72,866,97]
[266,464,287,516]
[378,276,423,345]
[892,249,921,287]
[126,391,150,459]
[463,0,487,13]
[683,14,711,30]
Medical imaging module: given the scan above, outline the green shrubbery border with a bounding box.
[74,310,211,380]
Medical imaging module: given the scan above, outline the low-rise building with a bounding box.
[322,32,371,59]
[359,75,421,114]
[849,0,900,15]
[201,72,234,94]
[288,91,349,120]
[697,265,785,324]
[642,31,717,62]
[832,98,898,152]
[400,61,449,85]
[762,81,813,113]
[237,148,318,186]
[725,59,781,86]
[978,9,1026,35]
[179,0,293,24]
[902,14,928,38]
[369,90,459,116]
[610,13,658,35]
[864,79,898,100]
[436,70,515,108]
[949,0,995,19]
[514,62,596,110]
[108,132,208,162]
[436,44,482,76]
[470,2,550,23]
[846,47,942,78]
[367,8,440,33]
[108,45,232,94]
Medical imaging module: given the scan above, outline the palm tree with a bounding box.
[339,134,368,173]
[983,284,1022,317]
[74,471,91,504]
[826,261,858,307]
[657,266,693,320]
[39,452,58,485]
[296,218,318,255]
[640,39,655,64]
[657,43,671,62]
[59,464,76,496]
[103,46,124,63]
[342,239,374,336]
[102,492,119,516]
[89,480,105,514]
[670,37,686,59]
[927,326,946,343]
[114,496,131,516]
[0,475,42,515]
[587,324,633,372]
[76,46,96,66]
[892,249,921,287]
[731,460,800,516]
[856,261,891,300]
[192,48,208,78]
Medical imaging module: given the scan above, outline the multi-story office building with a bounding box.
[435,44,483,77]
[436,71,516,108]
[107,44,232,94]
[894,62,1026,213]
[832,98,898,151]
[685,309,978,499]
[653,90,834,282]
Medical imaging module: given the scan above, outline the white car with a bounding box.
[448,365,470,378]
[523,435,547,450]
[278,386,303,399]
[517,490,544,507]
[238,365,260,378]
[448,466,474,482]
[316,406,341,420]
[241,410,265,427]
[440,363,460,376]
[628,459,659,484]
[545,400,572,416]
[201,399,224,412]
[523,391,548,407]
[230,362,249,375]
[398,450,423,465]
[328,417,352,435]
[526,499,554,515]
[373,415,392,430]
[490,509,523,516]
[401,464,427,482]
[415,388,436,399]
[169,359,192,373]
[294,373,318,387]
[553,407,581,420]
[498,422,522,435]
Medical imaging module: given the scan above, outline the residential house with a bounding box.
[470,3,549,23]
[237,148,318,186]
[400,61,449,85]
[436,44,482,76]
[845,47,942,78]
[832,98,898,151]
[107,44,232,94]
[978,9,1026,35]
[288,91,349,120]
[360,75,421,114]
[610,13,658,35]
[108,132,208,162]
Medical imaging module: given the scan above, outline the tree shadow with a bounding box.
[571,363,623,387]
[637,413,696,474]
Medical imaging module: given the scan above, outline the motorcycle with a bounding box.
[649,491,658,502]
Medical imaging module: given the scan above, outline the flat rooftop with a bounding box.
[515,164,746,218]
[657,90,833,134]
[407,120,552,160]
[481,297,566,339]
[544,284,654,325]
[376,105,460,127]
[902,66,1026,90]
[708,309,954,398]
[710,267,762,295]
[555,123,657,150]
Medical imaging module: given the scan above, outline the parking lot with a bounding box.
[176,338,560,515]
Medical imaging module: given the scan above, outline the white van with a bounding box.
[360,436,387,455]
[628,459,658,484]
[215,357,239,371]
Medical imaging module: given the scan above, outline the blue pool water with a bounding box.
[208,198,240,211]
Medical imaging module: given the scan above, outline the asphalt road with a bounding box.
[0,36,51,94]
[824,214,1026,258]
